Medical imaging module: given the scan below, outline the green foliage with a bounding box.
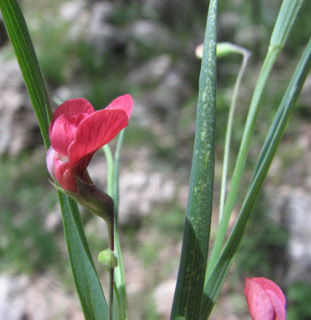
[0,154,59,273]
[287,282,311,320]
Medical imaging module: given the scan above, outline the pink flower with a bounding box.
[47,94,133,192]
[244,277,286,320]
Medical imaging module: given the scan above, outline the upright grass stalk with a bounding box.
[207,0,304,274]
[200,37,311,319]
[170,1,217,319]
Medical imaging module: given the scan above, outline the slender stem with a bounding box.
[103,131,128,319]
[219,47,250,222]
[207,46,280,275]
[113,281,122,320]
[113,129,129,319]
[108,219,115,320]
[113,129,125,218]
[103,144,114,197]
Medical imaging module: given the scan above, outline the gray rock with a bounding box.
[87,2,122,53]
[58,0,89,41]
[59,0,86,22]
[153,279,176,319]
[127,54,172,86]
[0,59,38,156]
[118,170,176,225]
[152,67,190,112]
[283,188,311,284]
[127,19,171,49]
[269,186,311,284]
[0,273,83,320]
[0,274,28,320]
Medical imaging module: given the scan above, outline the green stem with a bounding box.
[219,46,250,222]
[113,129,125,218]
[113,130,129,319]
[108,219,115,320]
[103,144,114,197]
[207,46,280,275]
[103,130,128,319]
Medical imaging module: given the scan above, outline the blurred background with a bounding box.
[0,0,310,319]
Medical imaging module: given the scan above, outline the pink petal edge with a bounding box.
[49,98,95,133]
[244,278,286,320]
[104,94,133,119]
[68,109,129,165]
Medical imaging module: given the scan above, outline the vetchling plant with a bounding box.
[0,0,310,319]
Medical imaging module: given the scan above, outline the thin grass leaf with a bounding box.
[170,1,217,319]
[200,37,311,320]
[206,0,304,274]
[60,194,109,319]
[0,1,109,318]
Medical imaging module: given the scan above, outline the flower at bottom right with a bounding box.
[244,277,286,320]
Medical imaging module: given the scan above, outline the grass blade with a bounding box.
[200,37,311,320]
[0,1,109,318]
[170,0,217,318]
[60,194,109,319]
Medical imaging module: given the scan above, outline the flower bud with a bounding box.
[98,249,118,269]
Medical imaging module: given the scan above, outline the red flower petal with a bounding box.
[105,94,133,119]
[252,278,286,306]
[244,278,286,320]
[69,109,130,165]
[49,98,95,133]
[50,113,89,155]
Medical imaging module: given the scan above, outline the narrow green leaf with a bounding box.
[206,0,304,274]
[0,1,109,318]
[270,0,304,49]
[0,0,52,148]
[59,194,109,320]
[200,37,311,320]
[170,1,217,319]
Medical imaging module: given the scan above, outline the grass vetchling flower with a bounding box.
[244,277,286,320]
[46,94,133,193]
